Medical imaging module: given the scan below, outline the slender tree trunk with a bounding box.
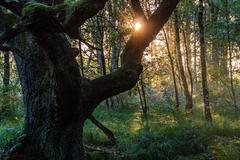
[140,77,147,115]
[93,16,105,77]
[209,2,220,80]
[163,28,180,110]
[108,1,120,73]
[97,16,107,76]
[78,29,85,77]
[3,51,10,92]
[1,51,10,117]
[174,10,193,113]
[198,0,212,122]
[228,37,237,110]
[93,16,112,109]
[137,84,145,113]
[108,0,123,109]
[97,16,115,110]
[193,12,198,92]
[225,0,237,110]
[182,29,193,98]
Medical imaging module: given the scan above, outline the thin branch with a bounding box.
[0,20,28,45]
[89,115,116,145]
[78,37,101,51]
[84,144,125,159]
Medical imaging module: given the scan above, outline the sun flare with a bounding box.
[134,22,142,31]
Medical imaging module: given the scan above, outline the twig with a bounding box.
[78,36,101,51]
[84,143,125,159]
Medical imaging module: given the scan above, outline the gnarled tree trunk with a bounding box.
[13,33,85,160]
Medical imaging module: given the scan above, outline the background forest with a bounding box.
[1,0,240,159]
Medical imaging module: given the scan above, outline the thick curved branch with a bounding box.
[0,20,27,45]
[85,66,142,105]
[131,0,147,21]
[86,0,180,108]
[63,0,108,38]
[1,0,109,41]
[0,1,24,16]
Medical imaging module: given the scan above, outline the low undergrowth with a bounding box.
[1,104,240,160]
[84,105,240,160]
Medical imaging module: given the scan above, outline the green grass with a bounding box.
[0,119,24,152]
[1,104,240,160]
[84,105,240,160]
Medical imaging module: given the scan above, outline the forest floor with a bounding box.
[83,104,240,160]
[1,104,240,160]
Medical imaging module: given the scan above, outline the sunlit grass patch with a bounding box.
[82,104,240,159]
[209,136,240,160]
